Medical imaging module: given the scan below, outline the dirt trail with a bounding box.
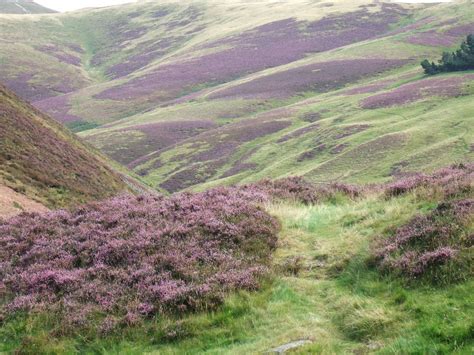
[0,184,48,219]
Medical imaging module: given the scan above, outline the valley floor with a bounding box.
[2,188,472,354]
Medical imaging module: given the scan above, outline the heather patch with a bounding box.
[297,143,327,162]
[105,34,190,79]
[221,148,259,178]
[208,59,408,100]
[96,6,406,101]
[241,177,362,205]
[373,199,473,284]
[36,44,82,67]
[33,94,81,124]
[276,123,320,143]
[87,120,217,167]
[0,85,126,208]
[155,120,291,191]
[404,31,458,47]
[333,125,371,140]
[331,143,349,154]
[344,80,395,95]
[3,74,61,103]
[361,75,474,108]
[445,23,474,37]
[384,163,474,198]
[0,188,280,331]
[308,133,408,181]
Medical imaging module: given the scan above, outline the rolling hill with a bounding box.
[1,0,472,194]
[0,84,129,213]
[0,1,473,353]
[0,0,56,14]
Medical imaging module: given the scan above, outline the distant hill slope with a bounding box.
[0,0,473,192]
[0,0,56,14]
[0,84,128,209]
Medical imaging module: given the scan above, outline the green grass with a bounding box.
[2,189,472,354]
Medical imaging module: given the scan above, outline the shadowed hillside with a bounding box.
[0,84,128,209]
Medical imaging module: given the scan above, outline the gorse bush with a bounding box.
[421,34,474,75]
[0,187,279,332]
[374,199,473,284]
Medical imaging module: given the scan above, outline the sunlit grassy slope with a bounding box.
[1,0,473,193]
[2,185,472,353]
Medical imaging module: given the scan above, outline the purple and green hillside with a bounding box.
[0,84,129,208]
[1,0,473,193]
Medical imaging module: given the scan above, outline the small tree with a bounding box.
[421,34,474,75]
[421,59,438,75]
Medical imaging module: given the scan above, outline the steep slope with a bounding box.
[0,0,56,14]
[0,84,128,209]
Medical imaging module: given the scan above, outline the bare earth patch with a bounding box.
[0,184,48,219]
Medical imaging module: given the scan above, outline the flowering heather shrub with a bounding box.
[385,163,474,198]
[0,188,279,330]
[240,177,362,205]
[374,199,473,283]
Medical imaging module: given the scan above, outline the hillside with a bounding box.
[0,0,56,14]
[1,0,472,194]
[0,84,128,210]
[0,1,473,353]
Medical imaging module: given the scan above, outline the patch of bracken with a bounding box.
[374,198,473,283]
[0,188,280,331]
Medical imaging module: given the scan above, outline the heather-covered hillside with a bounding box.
[1,164,472,353]
[2,0,472,192]
[0,84,128,209]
